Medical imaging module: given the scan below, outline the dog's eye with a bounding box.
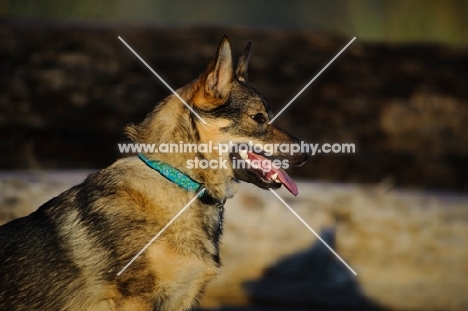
[251,113,266,124]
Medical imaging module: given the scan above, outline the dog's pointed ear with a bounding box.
[196,36,233,108]
[193,36,233,111]
[235,42,251,82]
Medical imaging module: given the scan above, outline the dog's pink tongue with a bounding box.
[247,152,298,196]
[275,169,298,196]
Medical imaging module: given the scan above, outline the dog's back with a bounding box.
[0,188,92,309]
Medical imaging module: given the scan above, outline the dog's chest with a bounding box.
[139,242,220,310]
[218,206,224,232]
[208,205,224,249]
[197,192,226,242]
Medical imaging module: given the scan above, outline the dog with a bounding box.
[0,36,310,310]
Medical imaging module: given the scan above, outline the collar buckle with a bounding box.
[198,186,226,208]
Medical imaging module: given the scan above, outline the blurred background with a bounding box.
[1,1,467,310]
[3,0,468,45]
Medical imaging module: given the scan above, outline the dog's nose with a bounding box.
[298,149,311,166]
[289,146,311,167]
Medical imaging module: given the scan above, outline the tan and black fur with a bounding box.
[0,36,309,310]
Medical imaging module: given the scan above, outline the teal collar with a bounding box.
[138,154,226,207]
[138,153,201,192]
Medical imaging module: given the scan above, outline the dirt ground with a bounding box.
[1,171,467,310]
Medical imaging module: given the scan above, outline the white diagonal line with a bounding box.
[269,189,357,275]
[117,187,205,276]
[118,36,208,125]
[269,37,356,124]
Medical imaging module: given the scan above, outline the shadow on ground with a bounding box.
[202,229,382,311]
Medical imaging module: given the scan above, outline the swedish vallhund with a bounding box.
[0,36,310,310]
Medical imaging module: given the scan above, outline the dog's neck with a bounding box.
[138,153,200,192]
[137,153,227,207]
[127,94,239,202]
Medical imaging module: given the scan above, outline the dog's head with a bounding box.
[190,36,310,195]
[126,36,310,196]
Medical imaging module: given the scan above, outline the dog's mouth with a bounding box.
[230,150,298,196]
